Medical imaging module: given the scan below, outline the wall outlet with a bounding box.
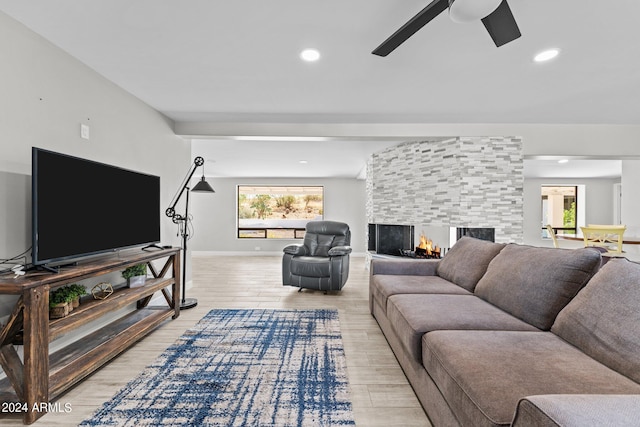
[80,123,90,140]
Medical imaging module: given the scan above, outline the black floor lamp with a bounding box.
[165,156,215,309]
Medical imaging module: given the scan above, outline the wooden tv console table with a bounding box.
[0,247,181,424]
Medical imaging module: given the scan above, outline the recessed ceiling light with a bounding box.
[558,159,569,164]
[299,160,308,164]
[300,49,320,62]
[534,48,560,63]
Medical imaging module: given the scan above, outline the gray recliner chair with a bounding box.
[282,220,352,292]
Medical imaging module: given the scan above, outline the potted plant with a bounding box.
[49,288,70,319]
[59,286,77,312]
[122,264,147,288]
[68,284,87,309]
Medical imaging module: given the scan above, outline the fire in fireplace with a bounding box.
[415,233,441,259]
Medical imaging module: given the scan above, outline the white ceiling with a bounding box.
[1,1,637,178]
[192,137,415,179]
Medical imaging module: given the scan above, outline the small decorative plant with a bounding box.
[122,264,147,288]
[69,283,87,298]
[49,289,68,307]
[68,284,87,309]
[59,286,76,312]
[122,264,147,280]
[49,287,70,319]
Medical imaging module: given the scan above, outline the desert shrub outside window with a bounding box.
[237,186,324,239]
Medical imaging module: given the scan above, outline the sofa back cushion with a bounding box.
[436,237,505,292]
[552,258,640,384]
[474,245,601,330]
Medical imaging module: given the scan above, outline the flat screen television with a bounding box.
[32,147,161,267]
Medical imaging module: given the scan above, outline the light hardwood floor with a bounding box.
[2,255,432,426]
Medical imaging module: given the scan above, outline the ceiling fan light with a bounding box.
[449,0,503,23]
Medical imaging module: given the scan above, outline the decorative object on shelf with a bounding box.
[49,289,69,319]
[122,264,148,288]
[165,156,215,309]
[68,283,87,308]
[49,284,87,318]
[92,282,114,300]
[59,286,76,312]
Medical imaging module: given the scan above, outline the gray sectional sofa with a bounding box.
[369,236,640,427]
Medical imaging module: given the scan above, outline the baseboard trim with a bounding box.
[193,251,366,257]
[193,251,282,257]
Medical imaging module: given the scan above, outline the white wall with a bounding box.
[0,12,189,318]
[189,177,366,255]
[523,177,619,247]
[0,172,30,258]
[621,161,640,228]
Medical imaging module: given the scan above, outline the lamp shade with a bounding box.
[192,176,215,193]
[449,0,502,23]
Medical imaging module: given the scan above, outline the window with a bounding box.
[237,186,324,239]
[541,186,577,237]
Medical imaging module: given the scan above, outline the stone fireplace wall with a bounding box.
[366,137,524,246]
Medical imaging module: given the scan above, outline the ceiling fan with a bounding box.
[372,0,521,56]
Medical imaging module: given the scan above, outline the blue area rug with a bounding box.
[79,309,355,426]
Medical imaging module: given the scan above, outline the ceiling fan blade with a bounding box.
[372,0,449,57]
[481,0,521,47]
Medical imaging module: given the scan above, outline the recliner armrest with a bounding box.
[328,246,352,256]
[283,244,308,255]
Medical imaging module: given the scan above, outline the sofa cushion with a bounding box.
[422,330,640,427]
[370,274,471,315]
[386,294,538,363]
[474,245,601,330]
[436,237,505,292]
[512,395,640,427]
[371,258,439,276]
[552,258,640,384]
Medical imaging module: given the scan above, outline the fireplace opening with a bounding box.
[368,223,414,256]
[456,227,495,242]
[414,233,441,258]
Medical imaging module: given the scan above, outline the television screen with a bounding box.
[32,147,161,266]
